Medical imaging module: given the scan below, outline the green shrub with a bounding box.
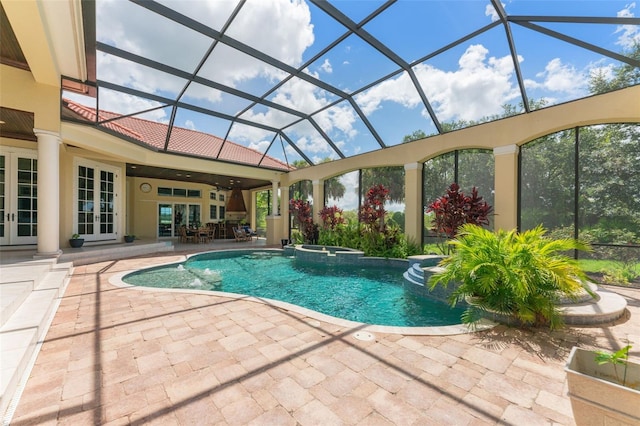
[429,224,593,329]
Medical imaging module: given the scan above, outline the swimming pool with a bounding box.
[121,249,465,328]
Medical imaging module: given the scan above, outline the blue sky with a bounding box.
[65,0,639,169]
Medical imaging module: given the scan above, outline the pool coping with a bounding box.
[107,249,496,336]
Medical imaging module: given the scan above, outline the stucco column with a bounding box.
[493,144,519,231]
[404,162,423,244]
[271,180,279,216]
[312,179,324,224]
[266,180,284,245]
[280,184,290,236]
[34,129,62,257]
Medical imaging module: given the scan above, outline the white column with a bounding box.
[34,129,62,257]
[271,180,279,216]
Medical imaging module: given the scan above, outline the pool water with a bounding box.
[122,250,464,327]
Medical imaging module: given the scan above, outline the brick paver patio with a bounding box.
[9,250,640,425]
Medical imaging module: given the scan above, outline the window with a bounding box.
[157,187,202,198]
[219,206,225,219]
[158,187,172,196]
[210,192,216,200]
[209,205,217,220]
[219,194,225,202]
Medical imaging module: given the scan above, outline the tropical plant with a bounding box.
[594,345,633,387]
[359,184,389,233]
[289,198,317,243]
[319,205,345,230]
[426,183,492,253]
[429,224,593,329]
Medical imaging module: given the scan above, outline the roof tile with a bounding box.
[63,100,293,171]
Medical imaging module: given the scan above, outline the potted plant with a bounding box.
[69,233,84,248]
[124,234,135,243]
[428,224,594,329]
[565,345,639,425]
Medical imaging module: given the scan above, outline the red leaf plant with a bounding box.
[319,205,345,230]
[289,198,318,243]
[426,183,493,240]
[359,184,390,233]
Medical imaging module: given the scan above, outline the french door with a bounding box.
[0,148,38,246]
[75,160,119,241]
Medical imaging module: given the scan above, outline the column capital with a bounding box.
[493,144,518,156]
[33,129,61,142]
[312,179,323,185]
[404,162,423,171]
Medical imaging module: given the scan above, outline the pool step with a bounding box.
[402,260,628,327]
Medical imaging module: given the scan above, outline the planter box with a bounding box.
[565,346,640,425]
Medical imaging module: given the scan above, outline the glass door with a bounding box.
[157,203,202,238]
[174,204,186,237]
[0,149,38,246]
[75,161,119,241]
[158,204,173,237]
[188,204,201,228]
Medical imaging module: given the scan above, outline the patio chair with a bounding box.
[232,227,250,242]
[179,225,195,244]
[242,226,258,240]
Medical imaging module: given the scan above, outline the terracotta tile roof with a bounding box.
[62,99,293,171]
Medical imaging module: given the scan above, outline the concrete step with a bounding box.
[58,241,173,265]
[0,263,72,420]
[0,281,34,328]
[0,263,50,284]
[560,287,628,325]
[0,329,37,420]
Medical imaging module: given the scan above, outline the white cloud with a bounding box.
[615,3,640,49]
[355,71,423,116]
[320,58,333,73]
[103,90,169,123]
[184,120,196,130]
[225,0,314,67]
[248,139,271,153]
[357,44,520,122]
[589,63,616,82]
[327,171,359,211]
[526,58,587,96]
[97,0,315,121]
[485,2,504,22]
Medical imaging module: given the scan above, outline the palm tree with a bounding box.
[429,224,593,329]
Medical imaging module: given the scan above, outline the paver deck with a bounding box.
[7,244,640,425]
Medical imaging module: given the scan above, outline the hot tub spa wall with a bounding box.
[285,245,460,303]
